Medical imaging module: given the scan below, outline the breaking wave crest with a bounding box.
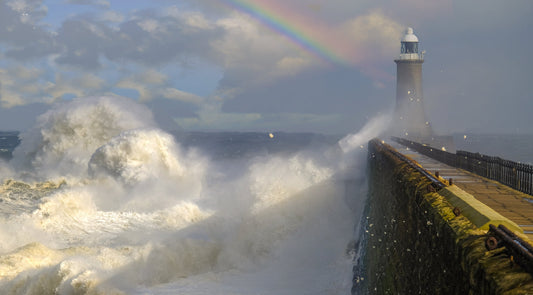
[11,96,156,179]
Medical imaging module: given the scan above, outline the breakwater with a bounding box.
[353,139,533,294]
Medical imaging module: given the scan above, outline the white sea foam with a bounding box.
[88,128,207,211]
[0,96,384,294]
[11,96,155,179]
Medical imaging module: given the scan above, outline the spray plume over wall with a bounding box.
[0,96,390,294]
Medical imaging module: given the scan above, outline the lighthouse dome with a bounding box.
[401,27,419,42]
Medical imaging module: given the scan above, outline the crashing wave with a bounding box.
[11,96,156,178]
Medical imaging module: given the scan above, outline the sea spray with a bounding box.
[11,96,156,179]
[0,96,388,294]
[88,128,208,211]
[338,112,392,154]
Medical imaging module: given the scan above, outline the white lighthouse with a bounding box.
[394,27,433,140]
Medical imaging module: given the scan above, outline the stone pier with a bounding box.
[353,139,533,294]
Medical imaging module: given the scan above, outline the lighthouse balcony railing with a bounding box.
[396,53,424,61]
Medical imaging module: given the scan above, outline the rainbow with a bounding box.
[219,0,352,65]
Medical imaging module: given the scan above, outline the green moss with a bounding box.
[360,139,533,294]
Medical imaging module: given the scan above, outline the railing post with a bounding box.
[496,157,500,180]
[482,155,489,178]
[529,165,533,195]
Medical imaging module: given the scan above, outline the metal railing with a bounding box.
[487,224,533,274]
[369,139,447,191]
[392,137,533,196]
[372,138,533,275]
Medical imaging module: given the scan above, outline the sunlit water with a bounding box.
[0,96,390,295]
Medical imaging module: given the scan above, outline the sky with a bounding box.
[0,0,532,135]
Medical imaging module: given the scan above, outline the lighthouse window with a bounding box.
[402,42,418,54]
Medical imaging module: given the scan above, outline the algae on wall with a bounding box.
[353,139,533,294]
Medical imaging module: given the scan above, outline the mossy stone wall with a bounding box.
[353,140,533,294]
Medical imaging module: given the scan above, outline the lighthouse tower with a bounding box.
[394,27,433,140]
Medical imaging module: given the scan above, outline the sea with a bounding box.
[0,96,389,295]
[454,133,533,165]
[1,97,531,295]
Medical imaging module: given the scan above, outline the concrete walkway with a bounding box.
[390,142,533,241]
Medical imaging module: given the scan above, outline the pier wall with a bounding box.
[353,139,533,294]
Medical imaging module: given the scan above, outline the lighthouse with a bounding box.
[394,27,433,140]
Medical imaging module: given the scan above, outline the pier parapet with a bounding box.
[353,139,533,294]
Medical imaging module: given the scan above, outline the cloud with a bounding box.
[116,69,205,106]
[341,11,402,65]
[0,65,110,108]
[0,88,26,108]
[275,56,313,76]
[11,66,44,80]
[54,18,113,69]
[42,9,218,69]
[115,69,170,101]
[138,69,168,85]
[211,12,318,93]
[0,66,49,107]
[136,18,162,33]
[66,0,110,8]
[0,1,56,60]
[78,73,106,90]
[98,10,125,23]
[170,10,212,30]
[161,88,204,104]
[115,79,152,102]
[2,1,400,103]
[205,7,406,101]
[0,2,405,133]
[338,11,403,80]
[43,73,96,101]
[0,0,531,134]
[6,0,48,23]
